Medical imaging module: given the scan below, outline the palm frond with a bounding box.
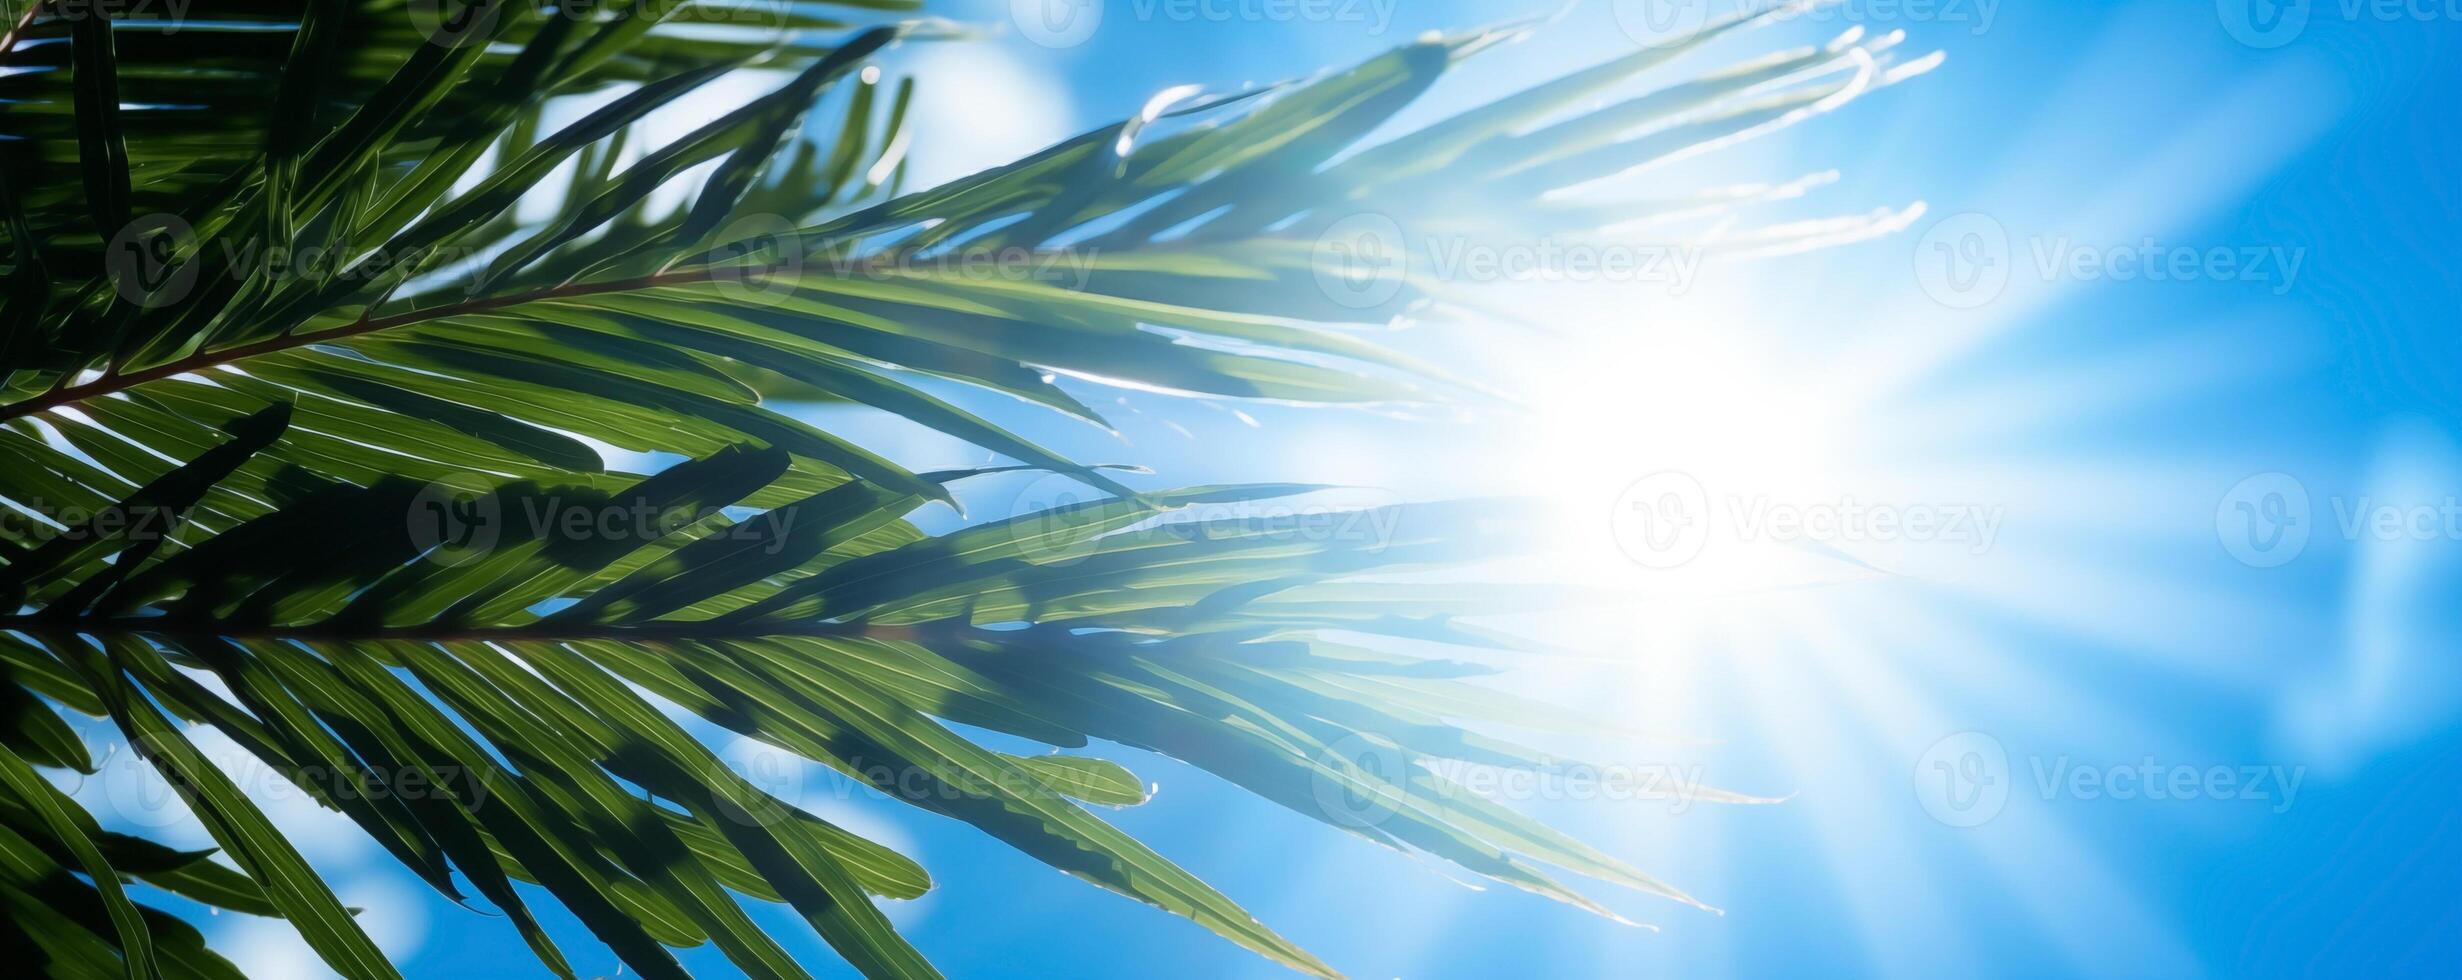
[0,1,1931,977]
[4,419,1743,978]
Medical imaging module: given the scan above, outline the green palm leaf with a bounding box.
[0,1,1931,976]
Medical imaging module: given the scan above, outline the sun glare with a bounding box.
[1506,295,1867,603]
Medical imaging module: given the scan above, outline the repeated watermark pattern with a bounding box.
[407,476,802,565]
[1770,0,2001,34]
[2216,0,2462,48]
[1613,0,2000,46]
[409,0,797,47]
[1002,474,1407,566]
[703,212,808,307]
[1914,211,2305,309]
[1313,211,1709,309]
[696,213,1107,307]
[0,498,193,543]
[44,0,194,26]
[736,754,1150,808]
[2,0,824,45]
[1610,471,2003,568]
[64,739,496,830]
[98,208,1106,311]
[64,734,1161,832]
[1012,0,1400,48]
[1605,0,2008,46]
[2215,471,2462,567]
[1607,0,1714,47]
[104,213,490,309]
[1914,731,2305,827]
[1311,734,1730,829]
[810,245,1105,291]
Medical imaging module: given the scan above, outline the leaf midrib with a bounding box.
[0,266,746,424]
[0,614,916,647]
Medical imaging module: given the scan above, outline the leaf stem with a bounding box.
[0,2,45,64]
[0,267,743,423]
[0,615,917,647]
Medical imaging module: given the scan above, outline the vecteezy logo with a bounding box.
[408,0,503,48]
[711,738,804,827]
[1914,211,2012,309]
[104,213,200,308]
[2216,472,2311,567]
[707,212,803,307]
[1004,473,1112,567]
[95,739,193,829]
[1608,0,1712,49]
[1914,731,2010,827]
[1311,212,1408,310]
[1610,471,1711,568]
[407,474,502,566]
[2218,0,2310,48]
[1310,733,1408,828]
[1013,0,1102,48]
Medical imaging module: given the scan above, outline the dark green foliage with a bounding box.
[0,1,1927,977]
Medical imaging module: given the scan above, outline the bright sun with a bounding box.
[1505,300,1865,603]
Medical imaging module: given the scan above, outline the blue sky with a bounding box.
[59,1,2462,976]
